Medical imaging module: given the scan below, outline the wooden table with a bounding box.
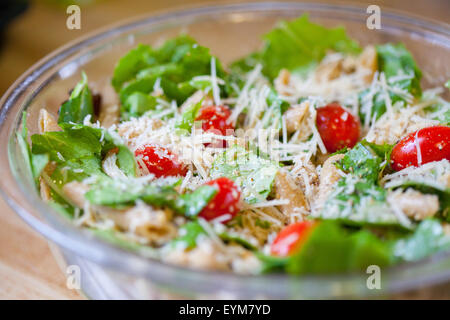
[0,0,448,300]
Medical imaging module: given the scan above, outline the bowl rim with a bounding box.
[1,1,450,298]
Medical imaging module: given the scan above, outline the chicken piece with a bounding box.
[63,181,176,243]
[387,189,440,220]
[38,109,60,134]
[315,154,345,208]
[358,45,377,83]
[274,69,292,96]
[62,181,90,208]
[315,58,343,83]
[284,101,310,133]
[105,203,176,245]
[273,170,309,219]
[99,103,120,128]
[39,177,51,202]
[164,238,229,271]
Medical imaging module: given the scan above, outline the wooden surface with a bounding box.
[0,0,449,300]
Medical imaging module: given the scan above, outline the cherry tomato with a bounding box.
[270,221,317,257]
[391,126,450,171]
[196,105,233,147]
[316,103,361,153]
[198,177,241,223]
[134,144,187,178]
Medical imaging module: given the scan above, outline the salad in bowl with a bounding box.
[18,14,450,276]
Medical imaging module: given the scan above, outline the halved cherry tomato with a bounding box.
[134,144,187,178]
[391,125,450,171]
[195,105,233,147]
[316,103,361,153]
[270,221,317,257]
[198,177,240,223]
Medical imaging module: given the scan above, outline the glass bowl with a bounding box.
[0,2,449,299]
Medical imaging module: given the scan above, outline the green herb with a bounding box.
[210,145,279,204]
[58,72,94,124]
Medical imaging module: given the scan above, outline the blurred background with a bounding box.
[0,0,448,299]
[1,0,449,96]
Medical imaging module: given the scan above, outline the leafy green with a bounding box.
[259,221,393,274]
[377,43,422,97]
[58,72,94,124]
[233,14,360,80]
[359,43,422,122]
[91,228,157,257]
[31,123,136,186]
[16,112,49,188]
[393,219,450,262]
[338,142,382,183]
[32,125,101,162]
[320,175,401,226]
[170,221,257,251]
[112,35,226,105]
[121,92,158,120]
[85,176,217,217]
[320,141,401,226]
[210,145,279,204]
[170,221,207,249]
[264,89,290,129]
[422,90,450,125]
[174,99,203,134]
[260,219,450,274]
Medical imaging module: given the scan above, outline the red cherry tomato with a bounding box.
[134,144,187,178]
[198,177,241,223]
[271,221,317,257]
[391,126,450,171]
[196,105,233,147]
[316,103,361,153]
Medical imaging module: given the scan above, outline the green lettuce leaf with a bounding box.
[58,72,94,124]
[359,43,422,123]
[85,176,217,217]
[259,220,393,274]
[170,221,207,249]
[392,219,450,262]
[121,92,158,120]
[233,14,361,80]
[210,145,279,204]
[112,35,226,105]
[319,141,401,227]
[174,99,203,134]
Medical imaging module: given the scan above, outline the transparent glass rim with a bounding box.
[0,2,449,298]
